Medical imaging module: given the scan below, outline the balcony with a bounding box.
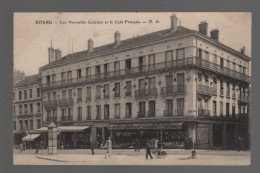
[197,85,217,96]
[44,100,59,108]
[61,116,73,121]
[161,86,187,97]
[41,57,250,91]
[137,111,146,118]
[125,91,132,97]
[164,110,173,117]
[104,93,109,99]
[176,109,184,117]
[85,96,91,102]
[238,95,249,103]
[232,92,236,99]
[147,111,155,118]
[95,95,101,100]
[77,97,82,102]
[18,113,34,118]
[114,92,120,98]
[198,109,211,117]
[135,88,157,99]
[59,98,74,107]
[35,112,41,117]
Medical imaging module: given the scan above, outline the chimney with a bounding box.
[88,38,94,52]
[114,31,121,45]
[210,29,219,41]
[199,21,208,35]
[240,46,245,55]
[170,13,178,31]
[48,47,55,63]
[55,49,62,60]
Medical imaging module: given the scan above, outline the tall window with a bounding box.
[13,105,16,115]
[14,121,16,130]
[165,50,173,68]
[25,120,28,129]
[177,98,184,117]
[37,88,40,97]
[148,77,156,95]
[62,108,67,120]
[212,101,217,116]
[226,82,230,97]
[24,90,27,99]
[53,109,57,122]
[104,104,109,120]
[114,61,120,76]
[148,54,155,71]
[77,88,82,101]
[114,104,120,119]
[37,119,41,129]
[78,107,82,121]
[77,69,82,79]
[226,60,230,69]
[13,92,15,100]
[87,106,91,120]
[46,75,51,84]
[125,81,132,96]
[96,85,101,99]
[104,64,109,78]
[138,101,146,118]
[20,120,23,129]
[29,89,32,98]
[165,99,173,117]
[47,110,51,121]
[24,104,27,113]
[148,101,155,117]
[53,91,57,101]
[30,120,33,130]
[67,71,72,83]
[125,59,131,72]
[86,67,91,78]
[220,58,224,69]
[226,102,230,117]
[68,108,73,120]
[30,104,33,113]
[126,103,132,118]
[233,62,236,71]
[52,74,56,83]
[95,65,101,79]
[96,105,101,120]
[220,80,224,96]
[62,90,66,100]
[104,84,109,98]
[19,105,22,114]
[114,82,120,97]
[61,72,66,82]
[232,103,236,117]
[86,87,91,100]
[19,91,22,100]
[69,89,73,99]
[139,56,145,72]
[176,48,185,66]
[177,73,185,93]
[220,101,223,116]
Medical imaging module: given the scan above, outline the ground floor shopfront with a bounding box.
[37,117,249,150]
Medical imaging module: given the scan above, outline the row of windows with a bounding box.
[16,103,41,114]
[44,47,248,84]
[16,88,41,100]
[14,119,41,130]
[46,98,185,121]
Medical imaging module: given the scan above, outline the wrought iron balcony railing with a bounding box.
[198,109,211,117]
[164,110,173,117]
[44,100,59,107]
[95,95,101,100]
[77,97,82,102]
[61,116,73,121]
[161,85,187,96]
[59,98,74,107]
[232,91,236,99]
[135,88,157,99]
[137,111,146,118]
[197,85,217,96]
[41,57,250,90]
[85,96,91,102]
[77,115,82,121]
[114,92,120,98]
[176,109,184,117]
[125,91,132,97]
[147,110,155,117]
[238,95,249,103]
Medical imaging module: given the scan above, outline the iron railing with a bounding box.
[197,85,217,96]
[41,57,250,90]
[147,111,155,117]
[59,98,74,106]
[135,88,157,99]
[176,109,184,117]
[238,95,249,103]
[137,111,146,118]
[164,110,173,117]
[198,109,211,117]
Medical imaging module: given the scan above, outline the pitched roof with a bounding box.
[40,25,250,69]
[14,74,41,88]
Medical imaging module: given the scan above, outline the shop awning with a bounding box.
[36,127,48,132]
[22,134,41,141]
[109,123,183,130]
[57,126,90,132]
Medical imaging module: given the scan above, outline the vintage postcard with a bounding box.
[13,12,251,165]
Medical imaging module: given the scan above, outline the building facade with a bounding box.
[39,14,251,149]
[13,74,43,148]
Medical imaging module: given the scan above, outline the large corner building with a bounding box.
[37,14,251,149]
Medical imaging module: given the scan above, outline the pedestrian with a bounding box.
[40,140,43,149]
[154,138,158,149]
[135,138,140,152]
[237,136,242,152]
[19,143,23,152]
[145,139,153,160]
[35,142,39,154]
[90,139,95,155]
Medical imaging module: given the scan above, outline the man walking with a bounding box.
[19,143,23,152]
[90,139,95,155]
[145,139,153,160]
[135,138,140,152]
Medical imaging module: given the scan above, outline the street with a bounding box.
[13,149,250,165]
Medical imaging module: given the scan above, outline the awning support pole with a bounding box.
[160,129,163,149]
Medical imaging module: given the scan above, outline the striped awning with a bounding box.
[108,123,183,130]
[22,134,41,141]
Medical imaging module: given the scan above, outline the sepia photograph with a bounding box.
[13,12,251,165]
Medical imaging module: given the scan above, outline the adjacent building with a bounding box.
[38,14,251,149]
[13,74,43,148]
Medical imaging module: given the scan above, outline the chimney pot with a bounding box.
[114,31,121,45]
[199,21,208,35]
[210,29,219,41]
[170,13,178,31]
[88,38,94,52]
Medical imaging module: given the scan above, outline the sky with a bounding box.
[14,12,251,76]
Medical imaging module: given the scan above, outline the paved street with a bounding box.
[13,149,250,165]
